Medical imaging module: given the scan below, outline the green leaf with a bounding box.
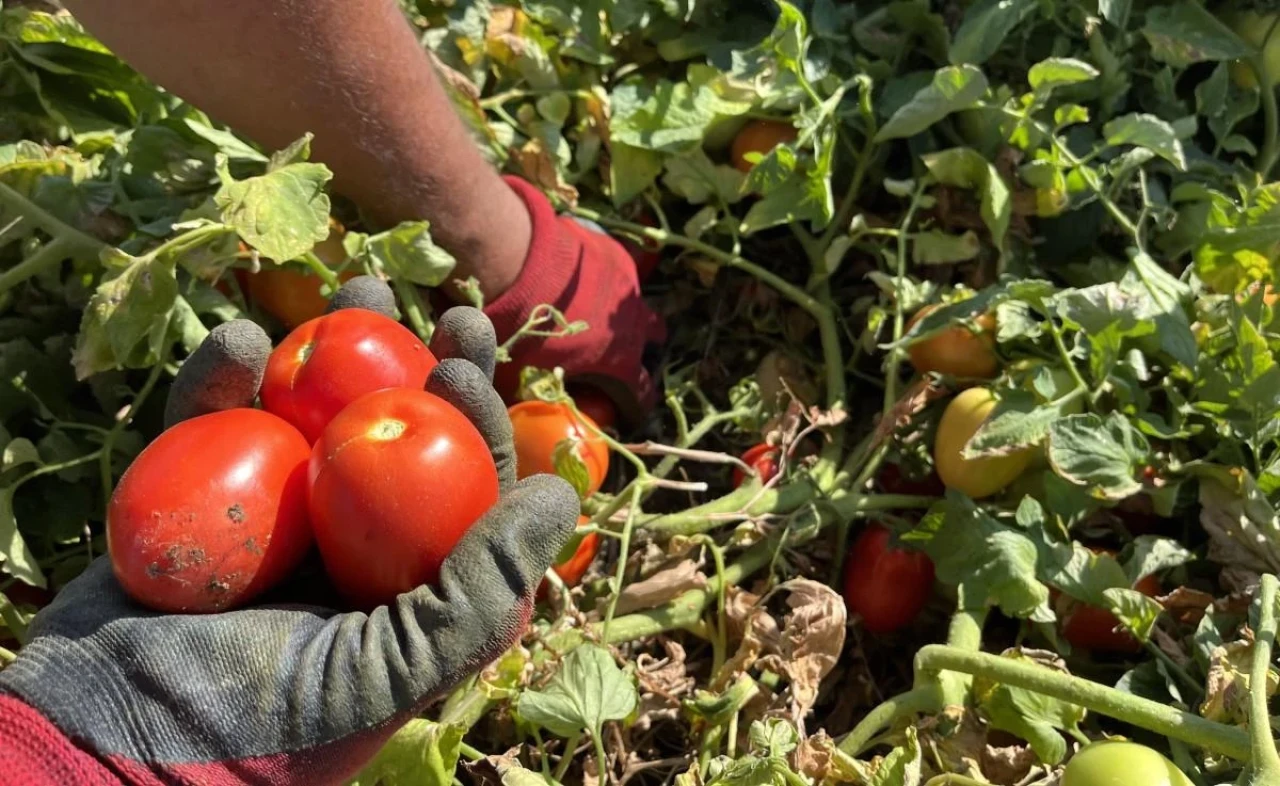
[748,719,799,758]
[267,132,315,171]
[72,249,179,379]
[964,390,1058,457]
[1126,536,1194,586]
[0,487,47,589]
[1103,588,1163,643]
[1103,113,1186,169]
[740,165,833,233]
[609,78,750,153]
[363,222,457,287]
[552,439,592,501]
[609,143,663,206]
[949,0,1038,66]
[517,644,638,739]
[214,157,332,262]
[976,650,1085,765]
[1047,413,1150,500]
[1028,58,1100,92]
[1,439,40,473]
[917,496,1050,620]
[662,148,746,205]
[911,229,980,264]
[876,66,988,141]
[348,719,463,786]
[1099,0,1132,28]
[1142,2,1253,68]
[921,147,1010,249]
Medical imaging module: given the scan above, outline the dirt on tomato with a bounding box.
[308,387,499,608]
[107,409,312,613]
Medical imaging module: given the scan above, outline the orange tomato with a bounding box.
[508,401,610,496]
[537,515,601,599]
[730,120,798,173]
[243,228,354,329]
[906,304,999,379]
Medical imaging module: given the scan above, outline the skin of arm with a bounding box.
[62,0,531,301]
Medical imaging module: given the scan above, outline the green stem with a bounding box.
[923,776,988,786]
[552,733,581,783]
[1254,17,1280,178]
[836,685,942,756]
[456,741,483,762]
[639,483,809,536]
[938,608,987,708]
[1249,575,1280,780]
[0,237,74,295]
[299,250,341,290]
[392,278,433,343]
[882,184,928,418]
[915,645,1252,761]
[100,331,171,504]
[0,182,105,255]
[592,733,609,785]
[601,485,643,638]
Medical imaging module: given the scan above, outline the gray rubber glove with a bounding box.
[0,278,576,786]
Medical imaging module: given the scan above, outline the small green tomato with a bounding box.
[1062,741,1193,786]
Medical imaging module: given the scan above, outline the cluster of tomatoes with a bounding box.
[108,304,614,613]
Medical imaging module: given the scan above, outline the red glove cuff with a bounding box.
[0,694,125,785]
[485,177,665,415]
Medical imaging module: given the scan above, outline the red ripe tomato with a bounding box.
[108,409,312,613]
[842,524,936,634]
[1060,573,1161,654]
[509,401,609,497]
[732,443,780,487]
[261,309,437,444]
[308,387,499,608]
[538,515,601,599]
[878,462,946,497]
[568,386,618,431]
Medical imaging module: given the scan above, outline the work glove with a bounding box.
[0,277,578,786]
[483,176,666,418]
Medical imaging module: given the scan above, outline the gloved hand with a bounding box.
[484,177,666,417]
[0,277,578,786]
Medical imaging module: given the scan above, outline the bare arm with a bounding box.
[63,0,530,300]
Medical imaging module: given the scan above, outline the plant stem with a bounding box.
[392,277,433,342]
[836,685,942,756]
[0,237,74,295]
[924,776,989,786]
[1249,575,1280,781]
[882,183,928,418]
[553,733,581,783]
[937,608,987,707]
[299,250,341,290]
[592,733,609,785]
[915,645,1252,761]
[100,327,172,503]
[0,182,105,256]
[601,485,643,638]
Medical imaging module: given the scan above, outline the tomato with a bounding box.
[568,386,618,431]
[906,304,999,379]
[935,387,1035,499]
[1060,573,1161,654]
[731,119,798,173]
[878,462,946,497]
[108,409,312,613]
[509,401,609,497]
[309,387,499,608]
[538,515,601,599]
[842,524,935,634]
[732,443,780,487]
[1062,741,1192,786]
[261,308,437,444]
[1227,11,1280,90]
[242,229,354,329]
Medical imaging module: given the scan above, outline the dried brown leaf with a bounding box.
[510,139,579,208]
[1157,586,1215,626]
[872,377,948,449]
[1203,637,1279,725]
[981,743,1038,785]
[757,579,848,723]
[613,559,707,616]
[794,730,835,783]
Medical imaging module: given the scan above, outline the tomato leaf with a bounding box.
[1102,588,1163,644]
[213,151,332,263]
[72,249,178,379]
[516,643,637,739]
[551,438,592,500]
[1141,2,1253,68]
[661,148,745,206]
[1047,413,1150,500]
[349,719,463,786]
[0,486,47,589]
[911,229,980,264]
[921,147,1011,250]
[1027,57,1099,92]
[359,221,457,287]
[964,390,1058,458]
[948,0,1037,66]
[1124,536,1193,586]
[876,66,987,142]
[1102,113,1187,170]
[974,649,1085,765]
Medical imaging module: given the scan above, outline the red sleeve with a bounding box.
[0,694,123,785]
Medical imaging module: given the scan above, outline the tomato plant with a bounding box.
[308,387,499,608]
[107,409,312,613]
[934,387,1035,499]
[732,443,779,487]
[1060,573,1161,654]
[261,308,437,443]
[1226,10,1280,90]
[730,119,798,173]
[1062,741,1192,786]
[509,401,609,496]
[842,524,935,634]
[906,304,999,379]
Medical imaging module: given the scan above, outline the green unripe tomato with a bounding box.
[1227,11,1280,90]
[1062,741,1193,786]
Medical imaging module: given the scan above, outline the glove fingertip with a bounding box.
[164,320,271,429]
[326,275,397,319]
[427,358,517,490]
[429,307,496,381]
